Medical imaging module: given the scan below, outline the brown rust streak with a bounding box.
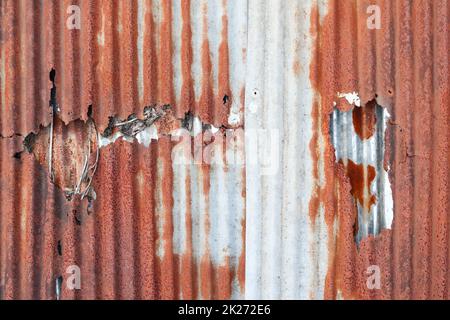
[199,163,213,298]
[143,0,158,105]
[217,1,232,126]
[178,163,196,299]
[198,4,214,126]
[339,159,377,212]
[352,100,377,140]
[158,0,174,105]
[179,0,195,118]
[156,137,176,299]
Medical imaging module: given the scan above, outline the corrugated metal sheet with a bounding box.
[0,130,245,299]
[245,0,448,300]
[309,0,449,300]
[0,0,246,137]
[1,0,449,300]
[0,0,246,300]
[245,0,329,299]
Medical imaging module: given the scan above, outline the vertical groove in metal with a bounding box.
[245,0,326,299]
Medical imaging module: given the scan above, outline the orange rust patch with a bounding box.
[352,100,377,140]
[308,1,395,300]
[158,0,175,105]
[217,12,231,117]
[198,8,214,126]
[30,117,98,193]
[179,0,195,117]
[153,108,181,135]
[339,159,376,212]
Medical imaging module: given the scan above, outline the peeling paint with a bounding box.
[337,92,361,107]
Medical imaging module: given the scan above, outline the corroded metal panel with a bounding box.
[0,0,448,301]
[0,0,246,300]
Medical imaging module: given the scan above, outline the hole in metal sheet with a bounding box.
[87,105,93,117]
[55,275,63,300]
[49,68,56,82]
[223,94,229,105]
[57,240,62,256]
[24,117,99,202]
[330,97,393,244]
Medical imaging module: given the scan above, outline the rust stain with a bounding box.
[158,0,174,105]
[155,137,176,299]
[178,165,195,299]
[29,117,98,196]
[198,4,214,127]
[179,0,195,118]
[352,100,377,140]
[339,159,377,212]
[0,135,91,299]
[293,60,301,76]
[217,2,232,124]
[1,112,244,300]
[142,0,158,107]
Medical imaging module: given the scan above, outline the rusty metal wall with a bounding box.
[246,0,449,300]
[0,0,246,300]
[308,0,449,299]
[1,0,449,300]
[0,0,246,137]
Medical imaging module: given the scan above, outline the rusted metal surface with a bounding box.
[245,0,448,300]
[309,0,449,299]
[0,127,245,299]
[1,0,449,300]
[330,100,393,244]
[0,0,246,137]
[0,0,246,300]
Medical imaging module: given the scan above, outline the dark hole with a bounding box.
[49,68,56,82]
[87,105,93,117]
[23,133,37,153]
[223,94,229,105]
[74,211,82,226]
[13,152,21,160]
[57,240,62,256]
[181,111,194,130]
